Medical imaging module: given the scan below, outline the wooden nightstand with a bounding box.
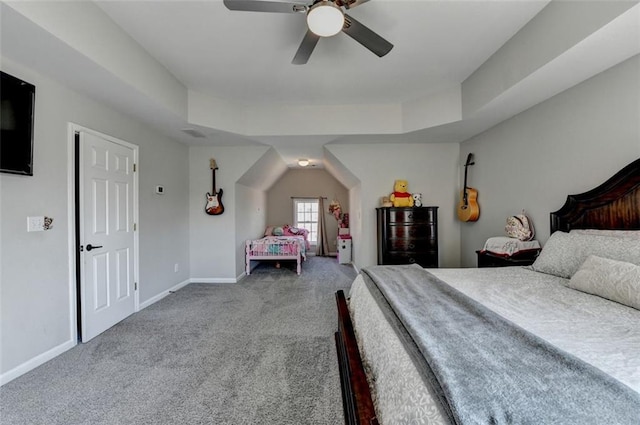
[476,250,540,268]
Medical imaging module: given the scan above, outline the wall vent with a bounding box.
[181,128,206,138]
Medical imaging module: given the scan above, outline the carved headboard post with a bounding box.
[549,158,640,233]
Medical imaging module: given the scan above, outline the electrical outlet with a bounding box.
[27,216,45,232]
[174,263,179,273]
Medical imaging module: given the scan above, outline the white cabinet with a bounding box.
[337,238,352,264]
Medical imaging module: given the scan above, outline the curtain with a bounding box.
[316,196,330,256]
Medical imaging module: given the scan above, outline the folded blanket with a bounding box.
[361,265,640,425]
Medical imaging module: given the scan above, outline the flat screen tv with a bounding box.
[1,71,35,176]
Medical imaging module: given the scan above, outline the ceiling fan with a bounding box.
[223,0,393,64]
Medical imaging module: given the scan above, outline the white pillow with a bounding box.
[531,231,640,279]
[569,255,640,310]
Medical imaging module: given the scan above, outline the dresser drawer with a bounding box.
[377,206,439,268]
[387,208,436,224]
[388,224,436,239]
[387,238,436,251]
[384,252,438,268]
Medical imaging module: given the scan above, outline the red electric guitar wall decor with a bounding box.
[205,158,224,216]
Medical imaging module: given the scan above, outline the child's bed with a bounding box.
[335,158,640,425]
[245,225,310,276]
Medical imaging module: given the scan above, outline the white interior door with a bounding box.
[79,130,137,342]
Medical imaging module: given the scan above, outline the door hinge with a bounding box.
[133,163,137,172]
[133,223,137,231]
[134,282,138,290]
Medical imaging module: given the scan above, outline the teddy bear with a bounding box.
[380,196,393,207]
[389,180,414,207]
[412,193,423,207]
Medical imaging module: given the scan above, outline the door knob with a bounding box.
[86,244,103,251]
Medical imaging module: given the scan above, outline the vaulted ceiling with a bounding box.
[96,0,545,106]
[2,1,639,167]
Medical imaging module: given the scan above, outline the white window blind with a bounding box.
[293,198,319,243]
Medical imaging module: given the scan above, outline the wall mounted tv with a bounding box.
[1,71,35,176]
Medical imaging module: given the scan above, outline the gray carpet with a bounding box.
[0,256,357,425]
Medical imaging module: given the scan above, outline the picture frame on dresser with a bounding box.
[376,206,438,268]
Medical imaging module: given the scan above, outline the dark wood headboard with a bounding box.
[550,158,640,233]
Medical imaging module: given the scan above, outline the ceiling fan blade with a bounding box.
[336,0,370,9]
[223,0,307,13]
[292,30,320,65]
[342,14,393,57]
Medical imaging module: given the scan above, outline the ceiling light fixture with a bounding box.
[307,1,344,37]
[298,159,310,167]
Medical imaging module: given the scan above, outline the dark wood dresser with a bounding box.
[376,207,438,268]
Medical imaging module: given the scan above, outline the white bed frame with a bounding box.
[245,238,303,275]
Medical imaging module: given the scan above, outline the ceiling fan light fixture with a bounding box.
[307,1,344,37]
[298,158,310,167]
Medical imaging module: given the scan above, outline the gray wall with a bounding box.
[267,169,349,251]
[0,57,190,380]
[459,55,640,267]
[326,143,461,269]
[235,183,267,277]
[188,145,273,281]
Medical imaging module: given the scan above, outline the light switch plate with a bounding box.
[27,216,45,232]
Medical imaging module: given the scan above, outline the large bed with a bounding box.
[335,158,640,425]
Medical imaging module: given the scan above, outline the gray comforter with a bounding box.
[361,264,640,425]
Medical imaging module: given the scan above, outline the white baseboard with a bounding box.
[0,339,76,387]
[306,252,337,257]
[139,277,240,312]
[138,278,191,310]
[351,262,360,274]
[189,277,238,284]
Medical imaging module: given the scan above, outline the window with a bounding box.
[293,198,319,243]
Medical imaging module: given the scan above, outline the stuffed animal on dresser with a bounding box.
[390,180,414,207]
[412,193,423,207]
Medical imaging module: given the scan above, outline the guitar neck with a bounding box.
[461,153,474,205]
[210,158,218,194]
[462,165,469,203]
